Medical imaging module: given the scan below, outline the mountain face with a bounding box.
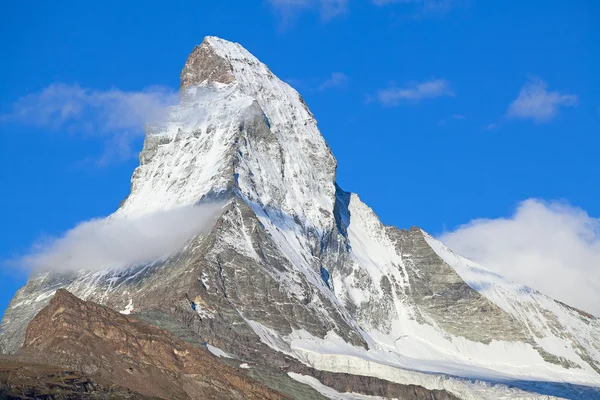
[2,37,600,399]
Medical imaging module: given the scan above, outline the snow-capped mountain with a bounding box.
[2,37,599,399]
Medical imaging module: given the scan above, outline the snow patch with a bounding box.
[206,343,233,358]
[244,318,293,356]
[119,299,134,315]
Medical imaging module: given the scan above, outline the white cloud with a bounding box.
[268,0,348,20]
[2,83,178,164]
[374,79,453,106]
[439,199,600,317]
[507,78,577,122]
[319,72,349,90]
[16,203,225,273]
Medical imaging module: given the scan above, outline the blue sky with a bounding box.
[1,1,599,316]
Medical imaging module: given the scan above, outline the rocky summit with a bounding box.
[1,37,600,400]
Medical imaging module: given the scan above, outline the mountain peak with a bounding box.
[122,36,337,228]
[180,36,272,89]
[180,36,238,89]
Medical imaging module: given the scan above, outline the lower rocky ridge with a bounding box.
[0,357,156,400]
[134,310,459,400]
[10,289,288,400]
[8,289,460,400]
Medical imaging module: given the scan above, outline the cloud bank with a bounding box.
[439,199,600,317]
[2,83,178,164]
[17,203,225,273]
[507,78,577,122]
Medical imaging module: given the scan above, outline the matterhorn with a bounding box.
[2,37,599,400]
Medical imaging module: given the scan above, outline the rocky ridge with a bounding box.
[11,289,288,400]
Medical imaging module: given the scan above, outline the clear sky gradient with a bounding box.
[1,1,599,316]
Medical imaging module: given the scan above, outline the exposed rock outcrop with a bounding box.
[14,289,287,400]
[0,357,156,400]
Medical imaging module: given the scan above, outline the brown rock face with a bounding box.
[180,38,235,89]
[0,357,156,399]
[16,289,287,400]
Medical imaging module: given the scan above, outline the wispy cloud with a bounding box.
[268,0,348,21]
[373,0,466,19]
[1,83,178,165]
[438,113,465,126]
[13,203,225,273]
[94,132,138,167]
[319,72,349,90]
[372,79,453,106]
[507,78,577,123]
[320,0,349,19]
[285,72,349,93]
[374,0,452,7]
[439,199,600,317]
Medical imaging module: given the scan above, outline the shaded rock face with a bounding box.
[385,226,530,344]
[15,289,286,400]
[328,189,531,344]
[288,366,460,400]
[2,36,600,400]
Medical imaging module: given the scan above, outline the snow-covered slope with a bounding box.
[121,36,337,234]
[425,233,600,381]
[2,37,600,399]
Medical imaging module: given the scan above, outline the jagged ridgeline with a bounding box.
[2,37,600,399]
